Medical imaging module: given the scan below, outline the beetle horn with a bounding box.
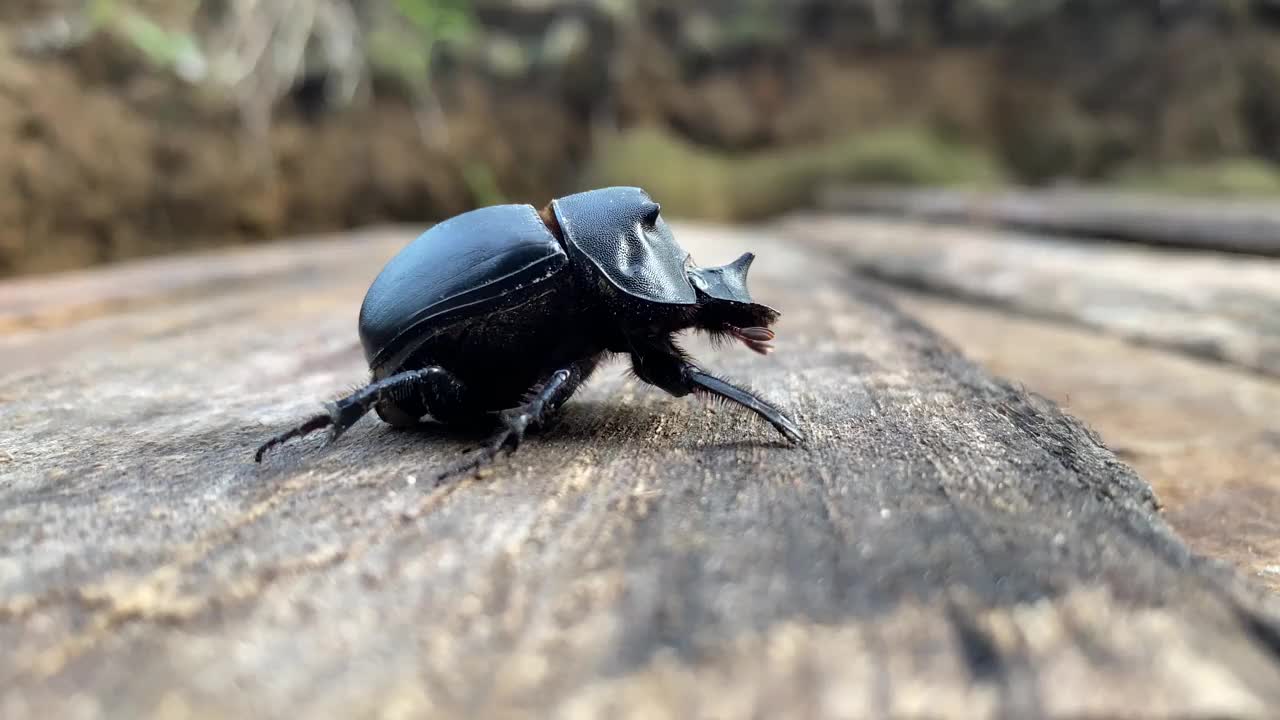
[686,251,761,305]
[728,252,754,281]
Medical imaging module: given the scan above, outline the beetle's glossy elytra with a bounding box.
[359,202,568,371]
[255,186,804,478]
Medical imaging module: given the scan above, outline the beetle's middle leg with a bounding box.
[255,366,466,462]
[438,356,601,481]
[630,339,803,443]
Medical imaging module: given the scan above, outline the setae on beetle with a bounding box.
[255,186,803,478]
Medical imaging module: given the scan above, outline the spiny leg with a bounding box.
[631,338,803,443]
[438,357,600,481]
[255,366,465,462]
[684,368,803,442]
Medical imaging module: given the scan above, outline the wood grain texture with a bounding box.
[819,187,1280,257]
[888,288,1280,595]
[778,214,1280,380]
[2,222,1279,719]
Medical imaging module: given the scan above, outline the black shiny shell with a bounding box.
[358,203,568,369]
[551,187,698,305]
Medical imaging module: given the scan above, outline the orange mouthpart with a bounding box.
[730,326,776,355]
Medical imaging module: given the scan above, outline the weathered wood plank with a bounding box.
[778,214,1280,380]
[2,223,1279,718]
[819,186,1280,256]
[0,229,404,334]
[885,287,1280,594]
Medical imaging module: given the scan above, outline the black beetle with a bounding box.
[255,186,803,477]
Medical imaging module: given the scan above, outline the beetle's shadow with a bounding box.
[249,400,800,487]
[543,401,800,452]
[391,419,497,444]
[247,419,481,473]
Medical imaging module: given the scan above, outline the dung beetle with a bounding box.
[255,186,803,478]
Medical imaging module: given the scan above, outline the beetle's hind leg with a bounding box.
[253,413,335,462]
[255,366,466,462]
[438,358,600,481]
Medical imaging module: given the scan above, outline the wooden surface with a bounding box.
[3,222,1280,719]
[819,186,1280,256]
[885,289,1280,595]
[778,214,1280,379]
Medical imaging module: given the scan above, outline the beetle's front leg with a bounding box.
[631,341,804,444]
[684,368,804,443]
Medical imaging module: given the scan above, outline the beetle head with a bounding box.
[688,252,781,355]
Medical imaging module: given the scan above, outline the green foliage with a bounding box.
[78,1,476,90]
[86,0,206,79]
[722,0,788,47]
[1113,158,1280,197]
[461,161,507,206]
[394,0,474,42]
[819,128,1004,188]
[116,13,203,75]
[586,126,1004,221]
[587,127,1280,223]
[369,0,475,87]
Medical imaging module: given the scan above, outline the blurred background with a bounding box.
[6,0,1280,276]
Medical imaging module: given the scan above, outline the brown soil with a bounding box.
[6,2,1280,277]
[0,33,588,276]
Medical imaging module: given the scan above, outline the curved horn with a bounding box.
[687,252,758,304]
[727,252,755,282]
